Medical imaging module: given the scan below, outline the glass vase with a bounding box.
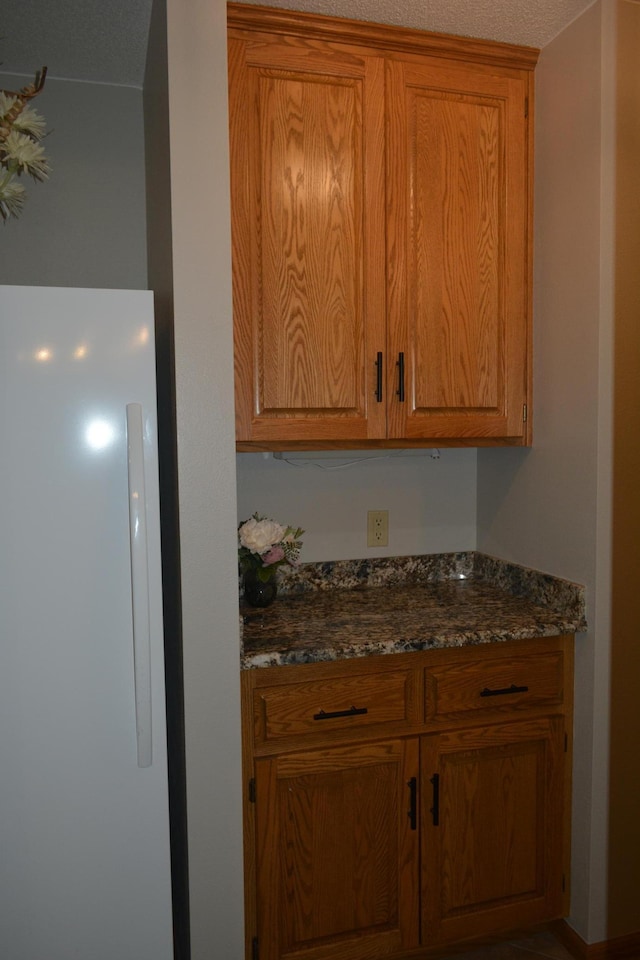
[243,568,278,608]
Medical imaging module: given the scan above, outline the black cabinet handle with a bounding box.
[430,773,440,826]
[375,351,383,402]
[313,705,368,721]
[396,352,405,402]
[407,777,417,830]
[479,683,529,698]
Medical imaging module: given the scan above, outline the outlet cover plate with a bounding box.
[367,510,389,547]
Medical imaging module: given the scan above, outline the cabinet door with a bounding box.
[421,717,565,945]
[386,58,531,441]
[229,34,387,444]
[254,739,420,960]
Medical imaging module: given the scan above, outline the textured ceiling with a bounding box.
[233,0,598,49]
[0,0,597,88]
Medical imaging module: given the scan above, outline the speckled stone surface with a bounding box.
[240,552,587,669]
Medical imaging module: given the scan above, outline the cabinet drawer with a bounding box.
[425,651,564,722]
[253,670,416,744]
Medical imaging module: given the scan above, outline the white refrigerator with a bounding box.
[1,286,175,959]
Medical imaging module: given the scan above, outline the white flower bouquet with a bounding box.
[238,513,304,582]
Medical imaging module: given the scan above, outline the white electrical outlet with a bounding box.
[367,510,389,547]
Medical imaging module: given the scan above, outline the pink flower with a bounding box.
[261,545,285,566]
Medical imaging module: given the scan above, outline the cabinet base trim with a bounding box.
[553,920,640,960]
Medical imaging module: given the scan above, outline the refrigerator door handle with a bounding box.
[126,403,153,768]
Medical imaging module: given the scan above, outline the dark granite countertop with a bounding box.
[239,552,587,669]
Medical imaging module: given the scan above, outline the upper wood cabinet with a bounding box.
[228,5,538,450]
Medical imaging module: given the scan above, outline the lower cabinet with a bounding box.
[241,638,574,960]
[254,739,420,960]
[421,717,566,947]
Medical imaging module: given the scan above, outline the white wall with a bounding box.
[0,73,147,289]
[477,0,613,943]
[165,0,245,957]
[236,449,477,561]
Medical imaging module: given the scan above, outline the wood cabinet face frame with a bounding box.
[240,637,574,960]
[228,4,538,451]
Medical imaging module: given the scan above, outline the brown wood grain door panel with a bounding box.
[386,58,529,440]
[421,717,565,945]
[229,35,387,443]
[255,738,420,959]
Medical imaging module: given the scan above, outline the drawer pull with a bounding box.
[313,705,368,721]
[407,777,417,830]
[430,773,440,826]
[480,683,529,698]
